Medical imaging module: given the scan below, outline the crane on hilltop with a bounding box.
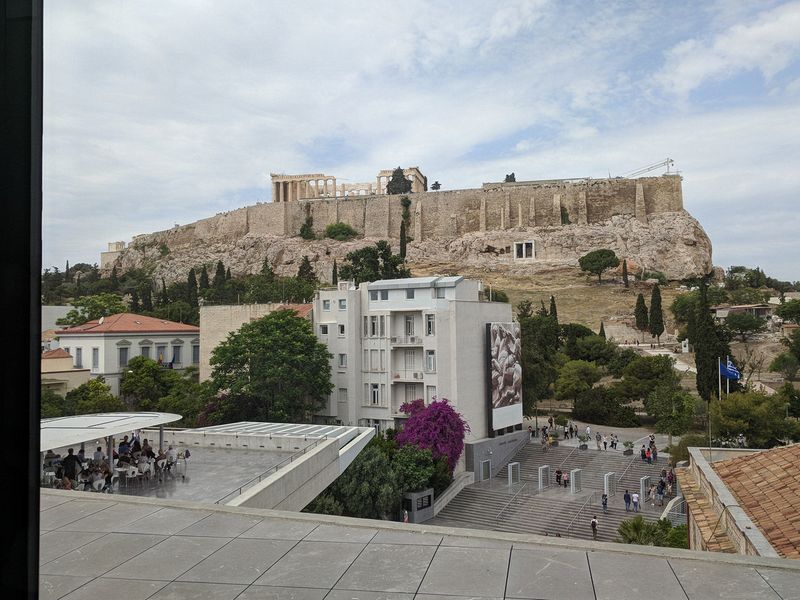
[618,158,676,179]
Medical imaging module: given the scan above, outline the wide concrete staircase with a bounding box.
[430,443,673,543]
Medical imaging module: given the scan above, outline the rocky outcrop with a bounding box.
[109,210,712,284]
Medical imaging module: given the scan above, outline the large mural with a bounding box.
[486,322,523,432]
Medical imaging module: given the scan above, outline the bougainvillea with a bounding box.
[395,398,469,472]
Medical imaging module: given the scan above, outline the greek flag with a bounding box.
[720,358,740,381]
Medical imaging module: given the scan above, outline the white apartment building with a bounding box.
[312,276,517,441]
[54,313,200,396]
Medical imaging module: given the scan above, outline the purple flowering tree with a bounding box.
[395,398,470,472]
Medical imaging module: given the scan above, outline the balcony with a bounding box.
[391,369,425,382]
[390,335,423,346]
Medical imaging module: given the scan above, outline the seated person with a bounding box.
[92,446,105,463]
[117,435,131,457]
[77,448,86,463]
[166,446,177,463]
[141,439,156,459]
[131,438,142,459]
[44,449,61,467]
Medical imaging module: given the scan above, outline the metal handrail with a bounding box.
[214,437,327,504]
[708,503,739,548]
[494,482,529,523]
[616,456,638,484]
[567,491,597,537]
[558,445,578,468]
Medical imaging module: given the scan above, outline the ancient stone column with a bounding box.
[332,178,337,198]
[577,191,588,225]
[377,176,382,194]
[279,181,284,203]
[635,183,646,223]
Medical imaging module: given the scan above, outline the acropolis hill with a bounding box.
[102,169,713,284]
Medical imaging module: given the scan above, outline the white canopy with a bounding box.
[40,412,182,452]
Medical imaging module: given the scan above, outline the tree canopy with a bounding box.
[649,284,665,344]
[725,312,765,342]
[395,398,469,472]
[209,310,333,422]
[56,293,127,326]
[775,299,800,324]
[338,241,410,285]
[386,167,412,194]
[578,249,620,282]
[555,360,601,403]
[710,390,799,447]
[64,378,125,415]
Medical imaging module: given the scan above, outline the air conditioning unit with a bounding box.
[390,336,398,343]
[410,336,419,343]
[413,371,423,379]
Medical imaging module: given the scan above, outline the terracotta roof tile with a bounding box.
[56,313,199,335]
[712,444,800,559]
[41,348,71,359]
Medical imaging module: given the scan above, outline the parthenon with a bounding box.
[270,167,427,202]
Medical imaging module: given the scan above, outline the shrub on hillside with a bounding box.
[669,433,708,467]
[324,222,358,241]
[572,387,639,427]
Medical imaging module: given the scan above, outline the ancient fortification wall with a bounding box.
[133,176,683,247]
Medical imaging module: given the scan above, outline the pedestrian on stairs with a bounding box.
[602,435,608,451]
[624,489,631,511]
[591,516,598,540]
[601,493,608,514]
[632,492,640,512]
[595,432,602,450]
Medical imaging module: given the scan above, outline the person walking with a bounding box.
[590,516,598,541]
[586,425,591,437]
[563,471,570,489]
[602,435,608,451]
[601,493,608,514]
[646,448,652,464]
[624,489,631,511]
[640,444,647,461]
[528,425,533,440]
[652,446,658,463]
[632,492,640,513]
[595,432,602,450]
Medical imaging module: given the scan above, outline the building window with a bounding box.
[514,241,535,259]
[370,290,378,301]
[380,349,386,371]
[370,349,378,371]
[323,299,331,311]
[172,346,182,365]
[363,349,369,369]
[141,346,151,359]
[436,287,445,299]
[371,383,380,405]
[380,290,388,300]
[339,299,347,310]
[63,346,70,355]
[91,347,99,370]
[404,349,416,370]
[338,388,348,403]
[370,316,378,337]
[119,347,129,368]
[74,347,82,369]
[426,385,437,403]
[425,350,436,372]
[338,353,347,369]
[406,289,415,300]
[192,344,200,364]
[363,316,369,336]
[379,315,385,337]
[405,315,414,336]
[156,345,167,364]
[338,324,346,337]
[320,324,329,335]
[425,314,435,336]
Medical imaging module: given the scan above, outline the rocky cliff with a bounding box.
[109,210,712,284]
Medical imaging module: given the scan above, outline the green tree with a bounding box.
[324,222,358,241]
[386,167,412,194]
[614,355,680,402]
[65,378,125,414]
[56,293,128,326]
[786,329,800,362]
[644,385,695,447]
[775,299,800,324]
[504,173,515,183]
[186,268,198,308]
[296,255,317,284]
[634,293,649,341]
[520,314,560,417]
[778,382,800,418]
[209,310,333,422]
[649,284,665,345]
[399,220,407,260]
[213,261,226,291]
[694,281,732,402]
[157,370,212,428]
[160,277,169,306]
[129,289,140,313]
[65,259,70,282]
[549,295,558,324]
[226,267,231,280]
[110,266,119,289]
[331,260,338,285]
[573,335,615,365]
[199,265,210,290]
[579,249,620,282]
[299,215,315,240]
[260,258,275,282]
[431,181,441,190]
[338,241,410,285]
[573,386,639,427]
[555,360,601,404]
[770,352,799,380]
[599,322,606,339]
[725,312,765,342]
[41,386,69,418]
[710,390,799,447]
[516,299,534,319]
[142,287,153,312]
[119,355,181,411]
[622,259,629,288]
[393,445,435,493]
[616,516,686,548]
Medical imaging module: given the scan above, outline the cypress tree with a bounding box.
[549,295,558,325]
[599,321,606,338]
[649,284,665,345]
[297,255,317,283]
[261,257,275,282]
[213,261,226,290]
[537,300,548,316]
[331,260,338,285]
[142,287,153,312]
[399,220,407,260]
[634,293,648,340]
[226,267,231,280]
[693,281,732,402]
[199,265,210,290]
[65,259,70,283]
[622,259,629,288]
[130,289,140,312]
[75,273,82,297]
[187,268,198,308]
[160,277,169,306]
[110,266,119,289]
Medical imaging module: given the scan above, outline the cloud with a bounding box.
[654,2,800,99]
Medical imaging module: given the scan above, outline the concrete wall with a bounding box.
[465,429,529,480]
[129,176,684,249]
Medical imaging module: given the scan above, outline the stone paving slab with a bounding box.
[57,502,162,532]
[38,491,800,600]
[40,498,116,531]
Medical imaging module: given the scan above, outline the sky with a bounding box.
[43,1,800,281]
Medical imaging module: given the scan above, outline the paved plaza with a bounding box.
[40,489,800,600]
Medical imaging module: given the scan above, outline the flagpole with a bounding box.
[726,355,730,395]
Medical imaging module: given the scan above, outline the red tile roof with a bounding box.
[56,313,199,335]
[42,348,71,359]
[277,303,313,319]
[712,444,800,559]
